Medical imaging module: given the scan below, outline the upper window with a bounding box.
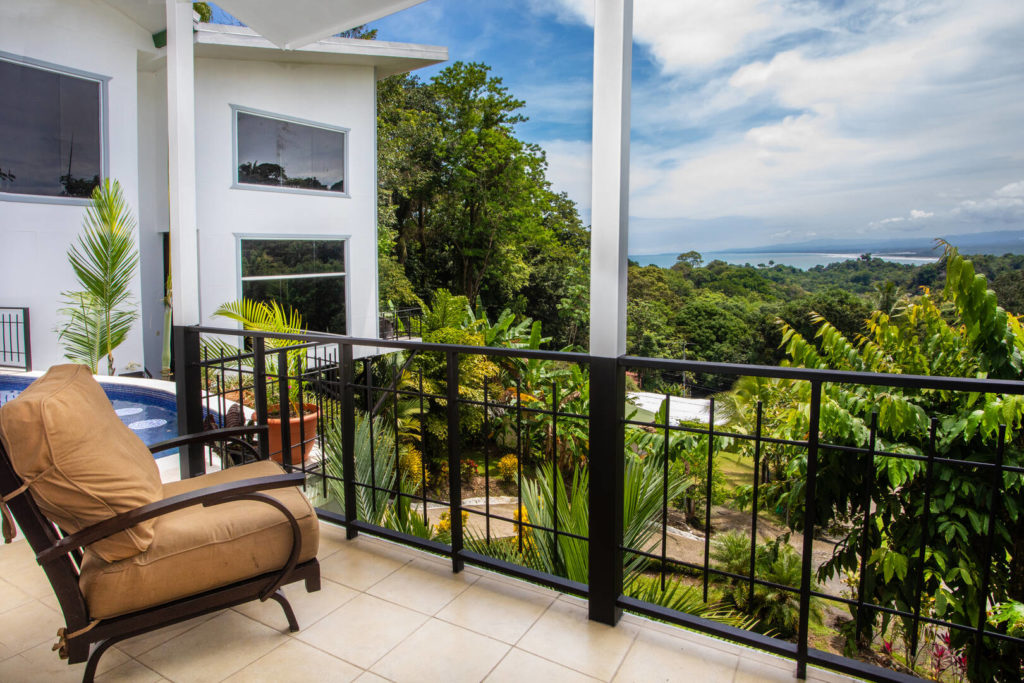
[240,238,347,334]
[234,108,347,195]
[0,56,104,200]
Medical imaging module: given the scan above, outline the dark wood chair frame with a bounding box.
[0,425,321,683]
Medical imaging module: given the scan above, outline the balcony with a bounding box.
[166,324,1024,682]
[0,522,858,682]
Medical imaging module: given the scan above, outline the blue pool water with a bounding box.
[0,375,192,459]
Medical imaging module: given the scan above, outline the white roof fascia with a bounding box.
[210,0,429,50]
[192,24,446,79]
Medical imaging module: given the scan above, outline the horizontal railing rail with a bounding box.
[0,307,31,371]
[179,325,1024,683]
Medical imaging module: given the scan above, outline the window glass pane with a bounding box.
[0,59,101,198]
[236,112,345,193]
[242,276,346,334]
[241,239,345,277]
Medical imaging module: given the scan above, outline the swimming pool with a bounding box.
[0,374,201,459]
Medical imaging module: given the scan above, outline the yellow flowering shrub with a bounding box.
[497,453,518,483]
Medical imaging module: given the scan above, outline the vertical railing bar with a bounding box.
[855,411,878,639]
[661,390,670,591]
[322,350,330,501]
[213,373,222,468]
[296,354,308,479]
[365,358,377,516]
[277,349,292,470]
[516,375,524,555]
[253,338,269,461]
[24,308,31,371]
[795,380,822,681]
[484,376,491,545]
[972,423,1006,677]
[3,314,11,363]
[339,344,358,538]
[419,368,428,526]
[551,379,559,568]
[749,400,763,607]
[3,314,10,363]
[703,398,715,603]
[910,418,938,658]
[587,357,624,625]
[200,344,210,464]
[393,355,401,499]
[445,350,464,573]
[234,349,244,465]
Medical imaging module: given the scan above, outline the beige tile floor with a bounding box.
[0,522,863,682]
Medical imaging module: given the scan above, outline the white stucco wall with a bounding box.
[137,67,171,377]
[192,57,379,340]
[0,0,153,374]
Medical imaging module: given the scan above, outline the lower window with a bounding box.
[240,238,346,334]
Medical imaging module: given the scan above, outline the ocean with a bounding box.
[630,251,940,270]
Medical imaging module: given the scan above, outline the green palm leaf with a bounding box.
[59,179,139,373]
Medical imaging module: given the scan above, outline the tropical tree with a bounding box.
[58,179,139,374]
[725,245,1024,680]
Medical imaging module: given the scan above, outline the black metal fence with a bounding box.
[0,307,31,371]
[176,325,1024,683]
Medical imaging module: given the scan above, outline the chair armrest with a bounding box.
[35,471,305,565]
[148,425,267,455]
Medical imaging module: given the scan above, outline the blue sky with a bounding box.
[216,1,1024,254]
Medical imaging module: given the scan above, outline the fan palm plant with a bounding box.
[212,299,310,415]
[58,179,140,374]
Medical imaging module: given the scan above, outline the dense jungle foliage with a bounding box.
[374,68,1022,375]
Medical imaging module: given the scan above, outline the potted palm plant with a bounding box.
[213,299,320,465]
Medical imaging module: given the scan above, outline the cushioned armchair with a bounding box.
[0,365,321,683]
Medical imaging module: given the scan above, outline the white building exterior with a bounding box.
[0,0,445,375]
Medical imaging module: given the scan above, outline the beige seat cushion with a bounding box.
[79,460,319,619]
[0,365,163,562]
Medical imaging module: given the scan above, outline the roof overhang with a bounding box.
[208,0,429,49]
[191,24,446,79]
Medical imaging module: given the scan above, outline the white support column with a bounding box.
[588,0,633,357]
[166,0,200,325]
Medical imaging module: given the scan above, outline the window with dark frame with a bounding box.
[240,238,347,334]
[235,110,346,194]
[0,57,103,199]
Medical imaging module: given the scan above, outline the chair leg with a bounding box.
[81,638,117,683]
[267,590,299,632]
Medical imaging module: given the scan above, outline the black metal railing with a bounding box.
[379,307,423,340]
[0,307,31,371]
[176,325,1024,683]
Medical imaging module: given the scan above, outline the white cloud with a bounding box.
[539,0,823,72]
[530,0,1024,250]
[954,180,1024,222]
[994,180,1024,199]
[539,139,593,211]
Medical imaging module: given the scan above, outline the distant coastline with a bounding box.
[631,251,940,270]
[631,231,1024,270]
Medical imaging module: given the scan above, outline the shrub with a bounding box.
[399,448,424,491]
[497,454,518,483]
[436,510,469,534]
[460,458,478,483]
[711,531,822,638]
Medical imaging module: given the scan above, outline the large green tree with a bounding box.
[376,63,588,335]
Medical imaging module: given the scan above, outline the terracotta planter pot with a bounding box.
[266,404,319,465]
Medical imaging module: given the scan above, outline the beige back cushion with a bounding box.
[0,365,163,562]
